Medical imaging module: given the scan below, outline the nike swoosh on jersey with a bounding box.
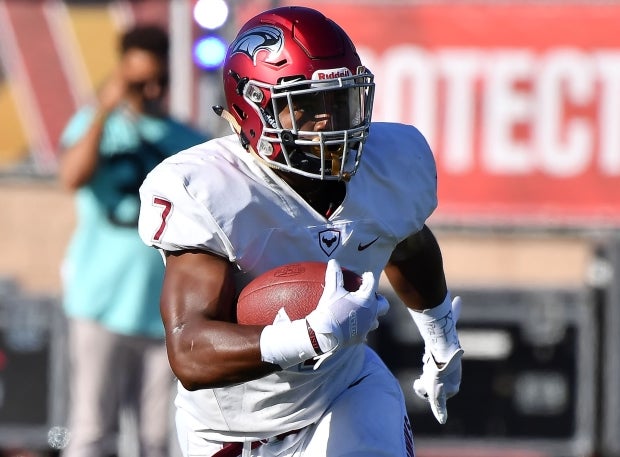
[357,236,380,251]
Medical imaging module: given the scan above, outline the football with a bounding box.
[236,261,363,325]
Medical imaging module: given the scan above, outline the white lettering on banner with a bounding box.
[596,52,620,174]
[438,50,480,173]
[536,49,594,177]
[483,50,535,175]
[379,46,438,144]
[360,46,620,177]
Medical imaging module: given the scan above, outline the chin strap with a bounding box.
[212,105,249,147]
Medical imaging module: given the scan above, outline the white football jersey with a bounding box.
[138,121,437,441]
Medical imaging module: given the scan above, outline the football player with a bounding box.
[138,6,463,457]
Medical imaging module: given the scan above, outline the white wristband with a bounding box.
[408,292,461,363]
[260,319,318,369]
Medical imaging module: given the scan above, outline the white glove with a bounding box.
[306,259,388,355]
[260,311,318,369]
[413,346,464,424]
[410,295,463,424]
[260,259,388,369]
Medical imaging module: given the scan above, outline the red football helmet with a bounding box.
[220,6,375,180]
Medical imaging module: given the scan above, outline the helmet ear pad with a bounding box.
[222,71,268,153]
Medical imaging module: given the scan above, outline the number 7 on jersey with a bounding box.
[152,196,172,242]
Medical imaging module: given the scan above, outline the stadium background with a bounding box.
[0,0,618,456]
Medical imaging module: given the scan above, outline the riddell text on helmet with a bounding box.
[314,68,352,80]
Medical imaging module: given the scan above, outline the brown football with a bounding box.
[236,262,362,325]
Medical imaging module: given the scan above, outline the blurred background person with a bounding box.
[57,24,208,457]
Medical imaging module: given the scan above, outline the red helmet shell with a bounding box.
[222,6,364,159]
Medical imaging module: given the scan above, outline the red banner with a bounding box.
[269,2,620,227]
[5,1,617,227]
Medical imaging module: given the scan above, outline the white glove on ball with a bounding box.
[306,259,388,354]
[260,259,389,370]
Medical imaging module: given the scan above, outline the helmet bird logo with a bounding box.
[230,26,284,66]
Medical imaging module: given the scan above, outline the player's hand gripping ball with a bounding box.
[237,262,363,325]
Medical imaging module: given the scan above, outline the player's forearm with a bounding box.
[165,320,279,390]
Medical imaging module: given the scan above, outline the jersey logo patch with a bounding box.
[229,25,284,66]
[319,229,340,256]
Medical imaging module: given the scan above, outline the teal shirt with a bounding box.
[61,106,207,337]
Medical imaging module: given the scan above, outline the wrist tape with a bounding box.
[260,319,318,369]
[408,292,461,363]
